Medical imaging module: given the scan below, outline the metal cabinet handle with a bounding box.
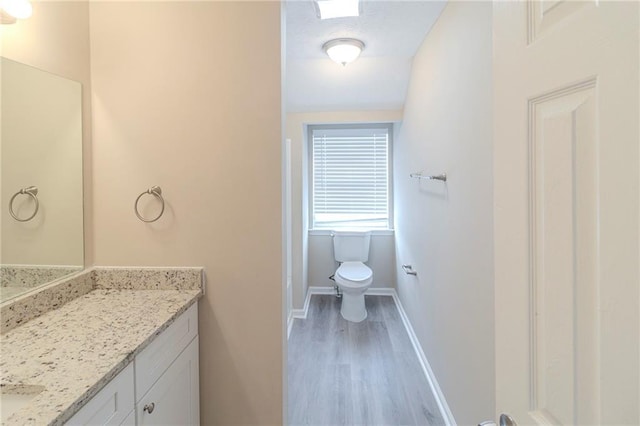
[143,402,155,414]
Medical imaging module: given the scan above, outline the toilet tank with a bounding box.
[332,231,372,262]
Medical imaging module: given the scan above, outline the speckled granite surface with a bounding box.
[1,267,204,334]
[1,266,82,288]
[93,267,202,290]
[1,272,93,334]
[0,288,202,426]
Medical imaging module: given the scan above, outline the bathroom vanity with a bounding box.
[0,58,203,425]
[68,303,199,425]
[0,268,203,425]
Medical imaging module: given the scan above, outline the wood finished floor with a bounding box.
[288,295,444,426]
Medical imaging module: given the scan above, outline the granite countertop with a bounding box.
[0,288,201,425]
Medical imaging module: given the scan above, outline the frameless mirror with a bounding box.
[0,57,84,303]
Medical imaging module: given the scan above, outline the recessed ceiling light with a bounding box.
[323,38,365,66]
[315,0,359,20]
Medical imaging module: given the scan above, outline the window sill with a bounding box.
[308,229,395,236]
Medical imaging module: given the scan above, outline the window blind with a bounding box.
[311,126,390,229]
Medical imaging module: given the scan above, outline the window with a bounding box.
[309,124,392,230]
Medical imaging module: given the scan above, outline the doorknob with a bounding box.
[478,414,517,426]
[500,414,517,426]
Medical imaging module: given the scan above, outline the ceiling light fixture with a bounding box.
[314,0,360,20]
[323,38,365,66]
[0,0,32,24]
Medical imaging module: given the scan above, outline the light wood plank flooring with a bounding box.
[288,295,444,426]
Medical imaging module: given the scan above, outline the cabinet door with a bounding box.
[120,410,135,426]
[135,304,198,399]
[137,336,199,426]
[66,363,135,426]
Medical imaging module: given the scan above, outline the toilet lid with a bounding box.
[337,262,372,282]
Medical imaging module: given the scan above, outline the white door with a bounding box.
[494,1,639,425]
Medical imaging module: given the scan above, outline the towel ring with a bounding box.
[9,186,39,222]
[134,186,165,223]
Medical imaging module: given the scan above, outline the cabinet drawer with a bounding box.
[135,303,198,400]
[66,363,134,426]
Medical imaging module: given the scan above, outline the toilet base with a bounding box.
[340,291,367,322]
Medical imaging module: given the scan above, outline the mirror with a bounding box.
[0,57,84,303]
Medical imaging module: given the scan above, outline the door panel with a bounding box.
[529,81,599,426]
[528,0,594,44]
[494,1,639,425]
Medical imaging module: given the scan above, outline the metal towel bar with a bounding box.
[402,264,417,276]
[410,172,447,182]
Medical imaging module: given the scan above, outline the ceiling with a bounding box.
[285,0,447,113]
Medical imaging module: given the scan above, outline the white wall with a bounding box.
[286,110,402,307]
[393,2,494,424]
[89,3,283,424]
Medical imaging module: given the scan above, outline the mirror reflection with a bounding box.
[1,57,84,303]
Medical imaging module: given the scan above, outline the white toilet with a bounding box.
[332,231,373,322]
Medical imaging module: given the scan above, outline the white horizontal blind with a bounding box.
[312,126,390,229]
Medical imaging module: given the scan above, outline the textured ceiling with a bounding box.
[286,0,447,112]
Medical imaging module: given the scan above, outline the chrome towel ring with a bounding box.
[134,186,165,223]
[9,186,39,222]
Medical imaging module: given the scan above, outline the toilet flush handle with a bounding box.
[402,264,417,276]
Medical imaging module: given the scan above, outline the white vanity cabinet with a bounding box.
[66,304,199,426]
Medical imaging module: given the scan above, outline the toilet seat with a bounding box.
[336,262,372,289]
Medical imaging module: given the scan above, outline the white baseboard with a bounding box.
[307,285,396,295]
[390,290,456,426]
[366,287,395,296]
[293,285,399,316]
[307,286,336,295]
[291,286,394,320]
[291,287,315,320]
[288,287,317,340]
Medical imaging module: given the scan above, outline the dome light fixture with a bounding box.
[323,38,365,66]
